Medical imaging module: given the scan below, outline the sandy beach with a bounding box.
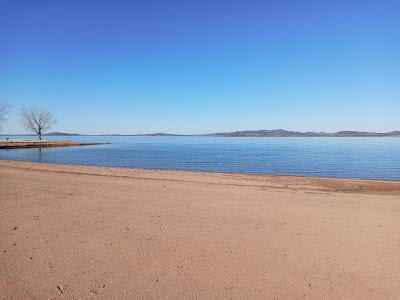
[1,159,400,299]
[0,139,106,149]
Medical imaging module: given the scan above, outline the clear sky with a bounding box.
[1,0,399,134]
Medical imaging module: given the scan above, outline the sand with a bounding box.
[0,139,105,149]
[1,160,400,299]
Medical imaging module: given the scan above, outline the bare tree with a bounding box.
[0,101,11,131]
[20,107,57,140]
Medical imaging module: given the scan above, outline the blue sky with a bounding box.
[1,0,399,134]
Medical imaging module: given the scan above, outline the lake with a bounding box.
[1,136,399,180]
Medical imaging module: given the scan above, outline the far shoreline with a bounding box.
[1,135,400,138]
[1,129,400,138]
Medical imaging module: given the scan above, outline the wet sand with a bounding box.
[1,159,400,299]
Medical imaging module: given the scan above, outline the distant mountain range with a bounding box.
[3,130,400,137]
[206,129,400,137]
[45,132,81,136]
[43,130,400,137]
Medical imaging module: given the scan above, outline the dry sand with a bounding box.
[1,159,400,299]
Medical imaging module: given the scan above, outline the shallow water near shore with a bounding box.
[0,135,399,180]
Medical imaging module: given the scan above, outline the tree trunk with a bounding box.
[39,133,42,140]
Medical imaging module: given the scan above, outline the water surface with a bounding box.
[1,136,399,180]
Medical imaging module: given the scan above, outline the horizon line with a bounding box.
[2,129,400,137]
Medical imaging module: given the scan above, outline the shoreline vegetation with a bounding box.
[1,129,400,137]
[1,160,400,298]
[0,139,107,149]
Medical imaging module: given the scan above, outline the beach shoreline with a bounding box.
[1,160,400,298]
[0,139,107,149]
[0,159,399,195]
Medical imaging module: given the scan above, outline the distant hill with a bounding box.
[207,129,400,137]
[45,132,80,136]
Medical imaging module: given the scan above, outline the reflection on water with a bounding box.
[1,136,400,179]
[29,148,43,162]
[4,147,44,162]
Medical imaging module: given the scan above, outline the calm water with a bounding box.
[1,136,400,180]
